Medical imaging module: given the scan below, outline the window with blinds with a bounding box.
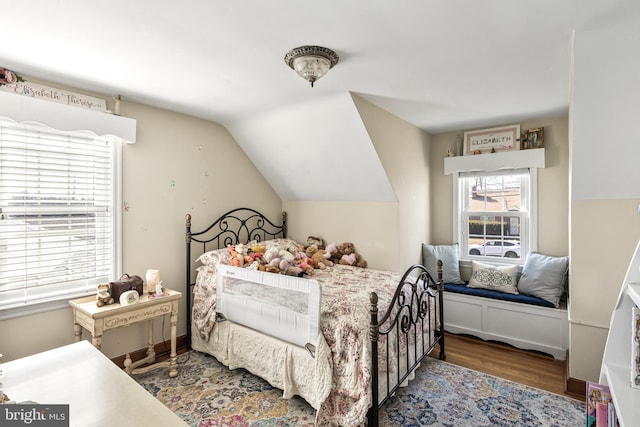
[0,119,117,311]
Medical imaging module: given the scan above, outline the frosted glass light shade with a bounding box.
[292,56,331,83]
[285,46,339,87]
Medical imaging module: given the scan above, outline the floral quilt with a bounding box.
[192,239,438,427]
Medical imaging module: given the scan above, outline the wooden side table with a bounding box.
[69,288,182,378]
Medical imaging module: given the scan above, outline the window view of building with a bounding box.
[458,171,531,261]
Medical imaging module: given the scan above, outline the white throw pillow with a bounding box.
[468,261,519,294]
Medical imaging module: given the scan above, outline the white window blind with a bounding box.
[0,119,117,311]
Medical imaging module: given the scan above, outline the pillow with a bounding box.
[197,247,231,267]
[468,261,519,294]
[517,252,569,308]
[262,238,305,253]
[421,244,464,284]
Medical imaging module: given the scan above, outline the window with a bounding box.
[0,119,120,315]
[455,168,536,263]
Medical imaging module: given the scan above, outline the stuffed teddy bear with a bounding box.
[305,244,333,270]
[96,283,115,307]
[338,242,367,268]
[327,242,346,264]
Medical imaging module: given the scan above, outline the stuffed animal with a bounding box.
[260,247,280,273]
[305,244,333,270]
[306,235,325,249]
[279,249,295,262]
[328,242,345,264]
[251,242,267,254]
[338,242,367,268]
[228,245,241,267]
[235,243,249,266]
[279,259,304,277]
[324,242,338,260]
[96,283,115,307]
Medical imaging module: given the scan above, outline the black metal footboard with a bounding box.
[367,261,445,427]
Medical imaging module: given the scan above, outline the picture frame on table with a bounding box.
[463,124,520,155]
[521,127,545,150]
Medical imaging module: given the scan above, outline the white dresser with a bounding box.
[1,341,187,427]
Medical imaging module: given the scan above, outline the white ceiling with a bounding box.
[0,0,633,201]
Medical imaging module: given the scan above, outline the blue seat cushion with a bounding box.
[444,283,556,308]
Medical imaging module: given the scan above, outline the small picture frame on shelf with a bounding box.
[521,127,544,150]
[632,305,640,389]
[462,124,520,155]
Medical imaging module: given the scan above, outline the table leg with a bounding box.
[146,319,155,361]
[169,310,178,378]
[92,335,102,349]
[124,354,132,374]
[73,323,82,342]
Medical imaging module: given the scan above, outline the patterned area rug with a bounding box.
[134,351,585,426]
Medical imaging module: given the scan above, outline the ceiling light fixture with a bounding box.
[284,45,339,88]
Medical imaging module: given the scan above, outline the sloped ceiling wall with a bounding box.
[226,92,397,202]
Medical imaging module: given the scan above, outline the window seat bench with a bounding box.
[442,283,569,360]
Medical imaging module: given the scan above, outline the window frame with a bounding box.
[453,168,538,265]
[0,120,123,321]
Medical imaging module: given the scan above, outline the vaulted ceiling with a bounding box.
[1,1,635,201]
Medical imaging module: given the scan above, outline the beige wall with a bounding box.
[283,95,431,273]
[352,95,431,268]
[568,19,640,382]
[284,201,399,271]
[0,96,281,361]
[569,199,640,380]
[428,116,570,258]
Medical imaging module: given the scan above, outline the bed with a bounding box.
[185,208,445,427]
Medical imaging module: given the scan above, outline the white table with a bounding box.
[69,289,181,377]
[1,341,187,427]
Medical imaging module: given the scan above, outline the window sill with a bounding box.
[0,291,95,321]
[459,257,523,268]
[444,148,545,175]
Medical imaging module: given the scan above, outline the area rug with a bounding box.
[134,351,585,426]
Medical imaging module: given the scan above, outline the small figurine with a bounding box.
[96,283,115,307]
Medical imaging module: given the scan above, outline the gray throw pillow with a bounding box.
[517,252,569,308]
[421,243,464,284]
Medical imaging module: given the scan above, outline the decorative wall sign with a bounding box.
[463,124,521,155]
[0,71,107,112]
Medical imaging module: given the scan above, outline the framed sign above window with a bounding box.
[463,124,521,155]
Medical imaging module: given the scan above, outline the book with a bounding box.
[586,381,613,427]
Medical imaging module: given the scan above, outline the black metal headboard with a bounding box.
[185,208,287,348]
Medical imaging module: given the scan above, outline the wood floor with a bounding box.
[429,332,585,401]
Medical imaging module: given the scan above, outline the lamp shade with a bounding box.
[284,46,339,87]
